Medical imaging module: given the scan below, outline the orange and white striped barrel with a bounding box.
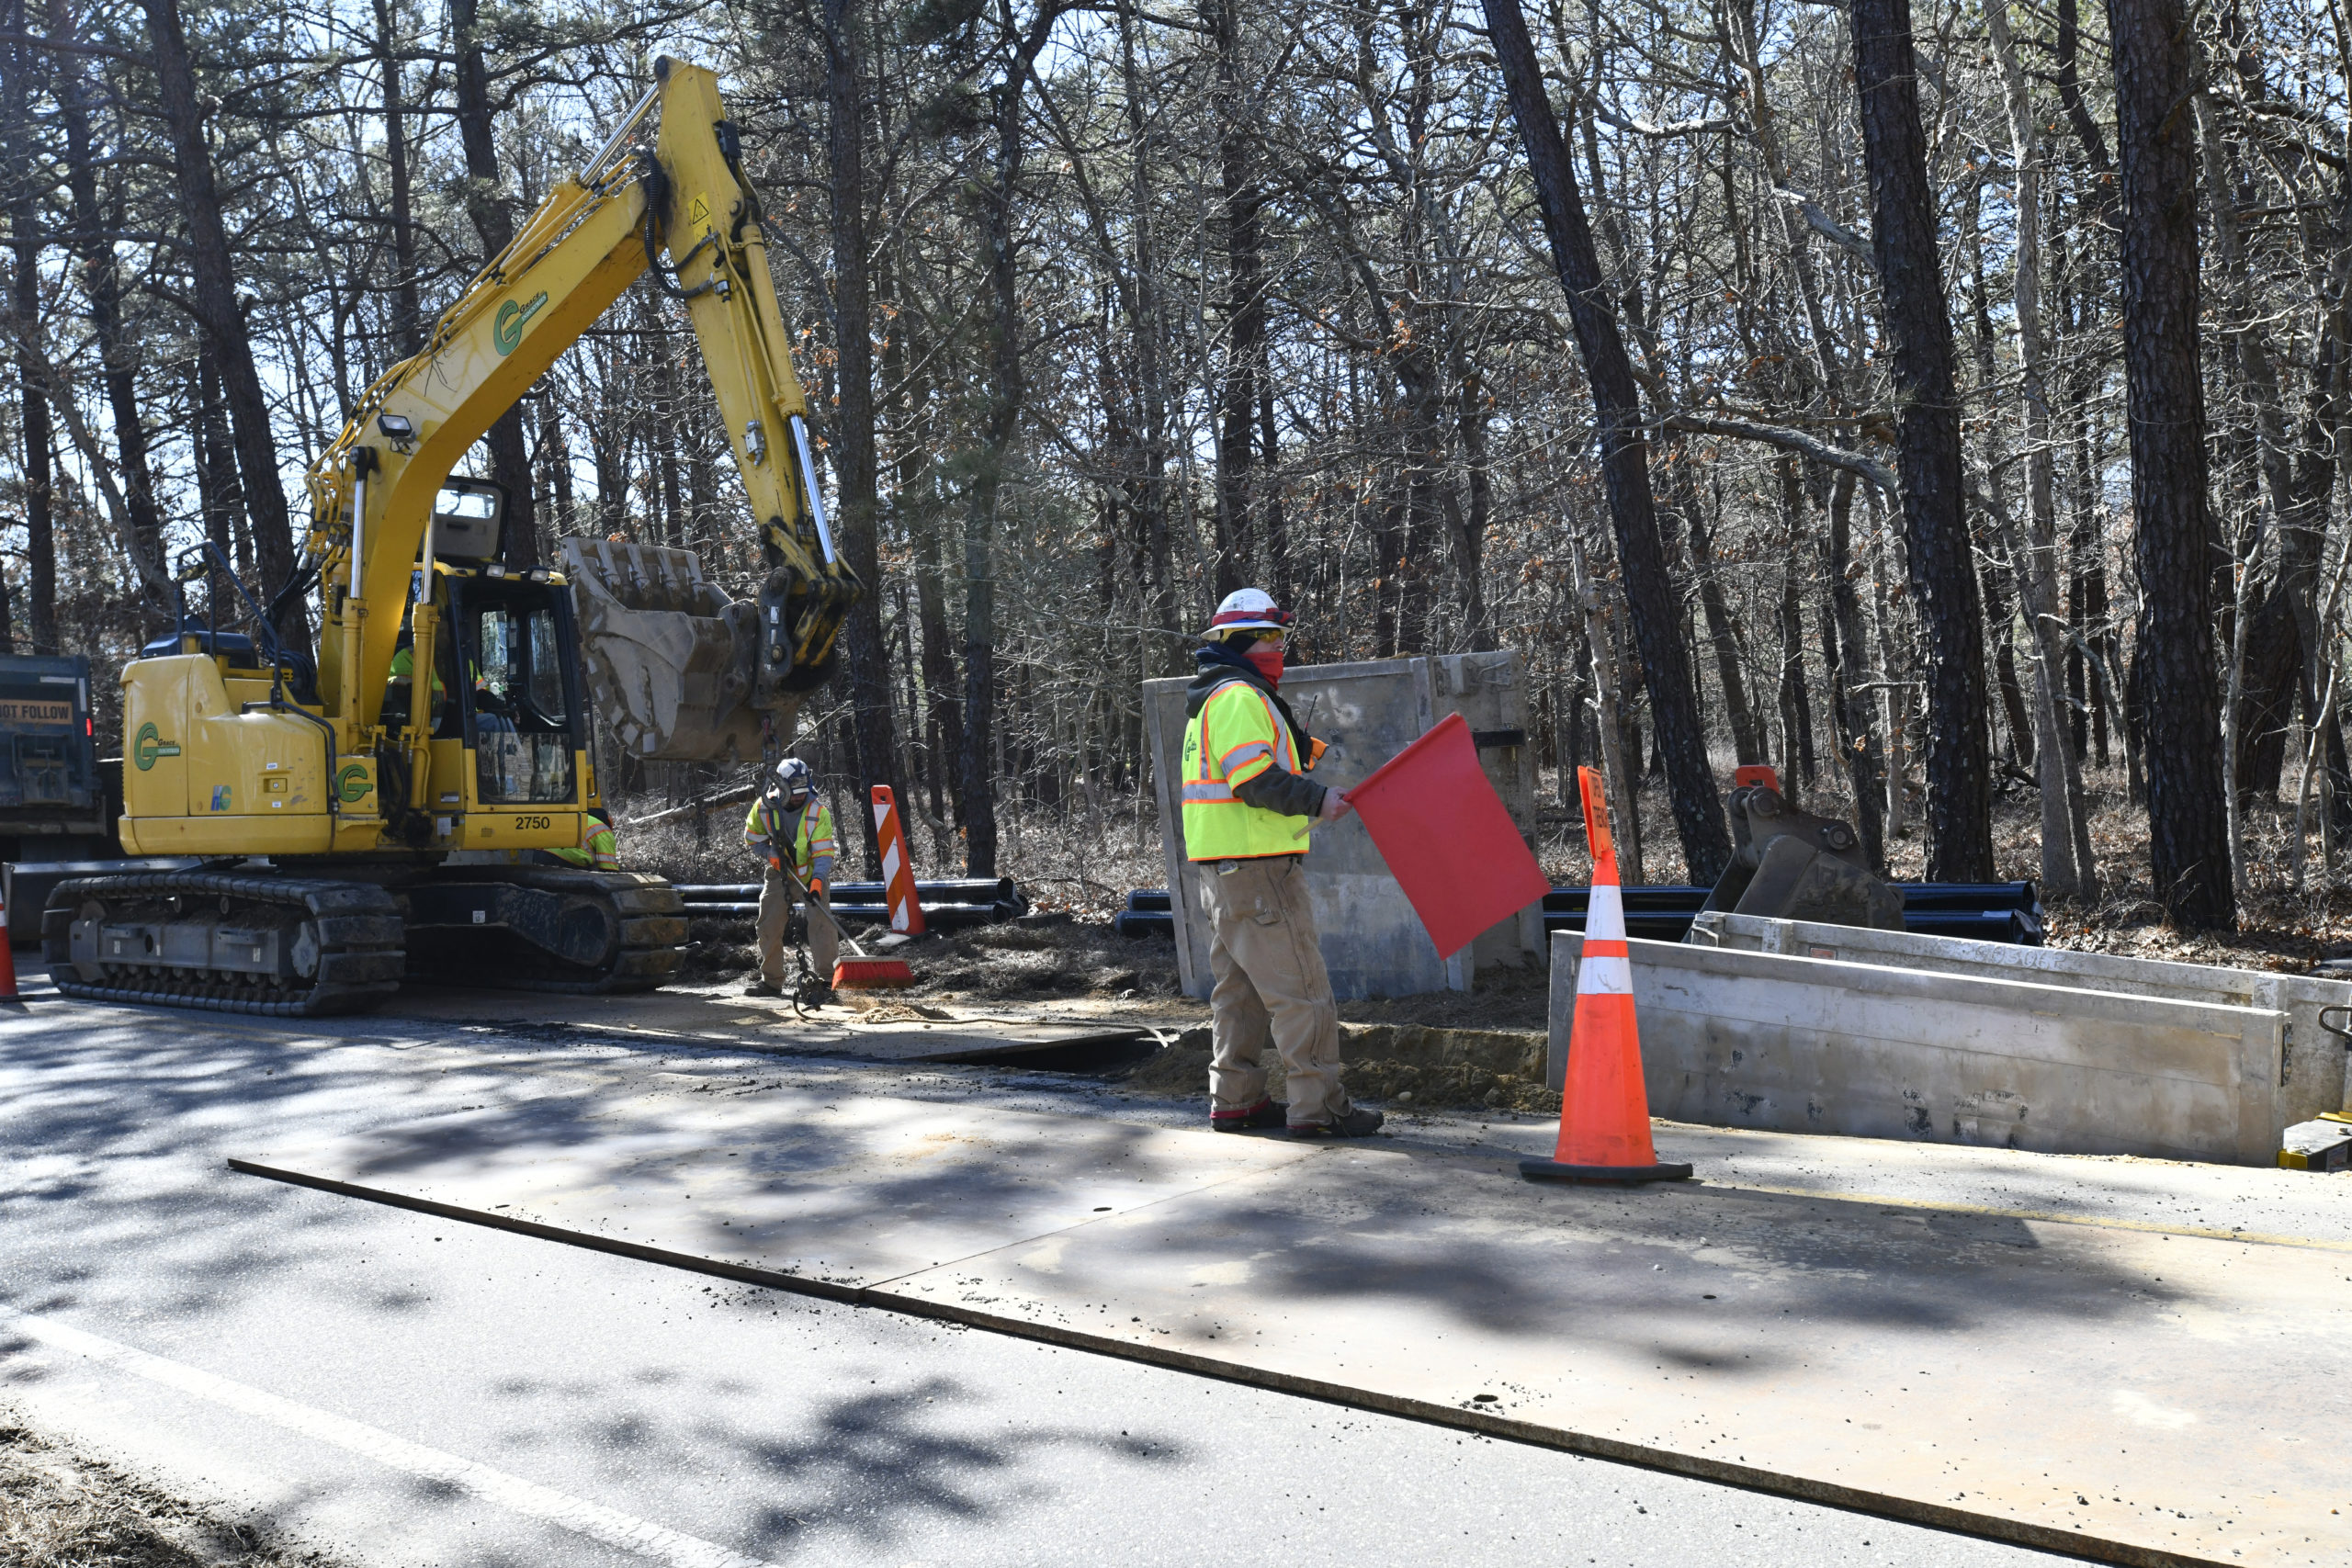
[870,786,927,936]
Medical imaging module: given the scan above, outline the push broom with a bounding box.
[775,860,915,990]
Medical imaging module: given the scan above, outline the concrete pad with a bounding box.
[1690,912,2352,1127]
[234,1089,2352,1567]
[235,1086,1305,1289]
[1550,933,2289,1166]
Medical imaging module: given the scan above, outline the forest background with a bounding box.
[1,0,2340,952]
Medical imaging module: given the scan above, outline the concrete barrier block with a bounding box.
[1690,911,2352,1123]
[1549,932,2287,1166]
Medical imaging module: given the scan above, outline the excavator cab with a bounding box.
[448,574,582,807]
[394,478,593,815]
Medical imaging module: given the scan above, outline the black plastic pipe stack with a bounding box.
[673,877,1029,930]
[1114,881,2044,946]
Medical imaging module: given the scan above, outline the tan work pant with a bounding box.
[756,864,836,986]
[1198,855,1351,1126]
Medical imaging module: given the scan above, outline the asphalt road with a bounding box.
[0,972,2073,1568]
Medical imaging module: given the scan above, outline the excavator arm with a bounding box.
[302,57,856,764]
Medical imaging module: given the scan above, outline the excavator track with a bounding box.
[41,871,406,1017]
[40,867,687,1015]
[398,866,686,996]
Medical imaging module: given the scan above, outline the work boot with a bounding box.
[1288,1107,1385,1139]
[743,980,783,998]
[1210,1099,1287,1133]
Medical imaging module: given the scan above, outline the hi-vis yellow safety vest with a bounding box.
[1182,679,1310,860]
[551,820,618,872]
[743,795,835,881]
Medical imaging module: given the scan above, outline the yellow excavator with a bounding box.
[40,58,859,1015]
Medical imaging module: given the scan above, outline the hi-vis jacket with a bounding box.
[550,818,619,872]
[1181,670,1324,861]
[743,793,836,885]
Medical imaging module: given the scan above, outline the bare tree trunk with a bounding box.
[1115,2,1181,671]
[1775,460,1816,794]
[1204,0,1259,600]
[141,0,299,619]
[821,0,900,879]
[1570,530,1643,884]
[50,0,163,624]
[957,9,1051,875]
[1819,469,1888,866]
[448,0,537,569]
[1850,0,1994,880]
[1679,468,1762,765]
[3,0,56,653]
[1482,0,1730,880]
[371,0,423,356]
[2108,0,2235,928]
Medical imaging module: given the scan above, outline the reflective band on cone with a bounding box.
[1521,765,1690,1187]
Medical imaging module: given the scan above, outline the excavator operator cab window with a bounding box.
[452,578,580,806]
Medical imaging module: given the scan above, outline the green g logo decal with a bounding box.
[336,762,373,804]
[133,722,181,771]
[492,292,549,356]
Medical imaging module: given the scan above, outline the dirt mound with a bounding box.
[676,906,1184,1003]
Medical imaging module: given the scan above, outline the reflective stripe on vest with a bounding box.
[743,796,831,877]
[1181,681,1309,860]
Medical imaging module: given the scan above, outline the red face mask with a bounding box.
[1245,643,1284,685]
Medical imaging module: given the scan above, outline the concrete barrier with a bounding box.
[1689,910,2352,1123]
[1549,932,2289,1166]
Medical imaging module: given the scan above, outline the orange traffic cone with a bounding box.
[1521,766,1690,1186]
[0,889,18,1001]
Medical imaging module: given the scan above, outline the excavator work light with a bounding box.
[377,412,416,452]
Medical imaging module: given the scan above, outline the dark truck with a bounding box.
[0,654,107,859]
[2,654,130,944]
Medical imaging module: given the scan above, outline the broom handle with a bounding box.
[773,856,866,958]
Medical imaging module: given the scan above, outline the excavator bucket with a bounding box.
[561,537,781,762]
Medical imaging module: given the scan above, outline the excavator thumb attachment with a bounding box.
[562,536,780,762]
[1695,775,1905,933]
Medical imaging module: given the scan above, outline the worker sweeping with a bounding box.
[743,758,836,999]
[1182,588,1382,1139]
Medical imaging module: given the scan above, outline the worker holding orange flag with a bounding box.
[1180,588,1383,1140]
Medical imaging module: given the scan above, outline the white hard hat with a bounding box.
[773,757,813,798]
[1201,587,1292,637]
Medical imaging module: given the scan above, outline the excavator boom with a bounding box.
[307,56,855,762]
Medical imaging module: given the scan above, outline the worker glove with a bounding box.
[767,856,782,870]
[808,879,825,899]
[1317,786,1354,824]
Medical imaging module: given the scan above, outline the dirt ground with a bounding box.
[0,1416,335,1567]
